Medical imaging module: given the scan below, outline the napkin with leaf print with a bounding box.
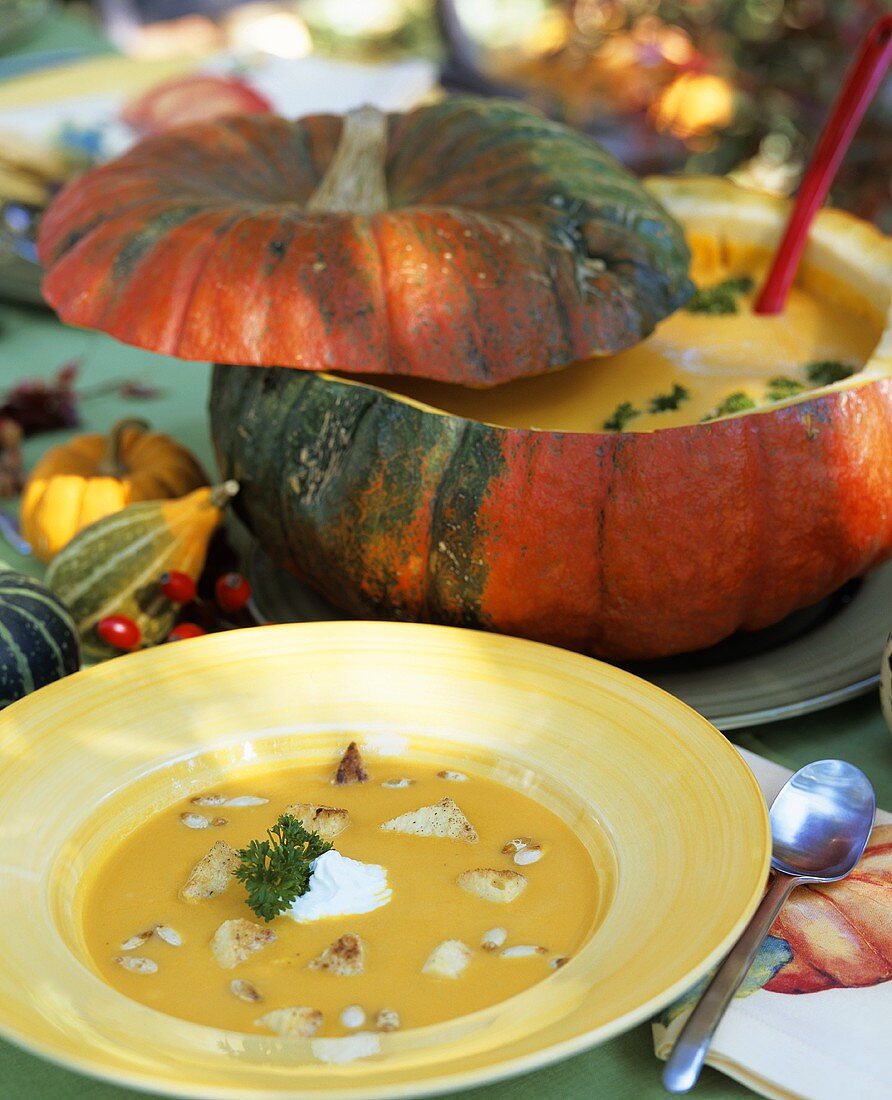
[653,748,892,1100]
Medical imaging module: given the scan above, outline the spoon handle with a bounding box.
[662,872,800,1094]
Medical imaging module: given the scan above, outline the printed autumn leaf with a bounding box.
[765,823,892,994]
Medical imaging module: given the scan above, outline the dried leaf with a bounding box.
[0,361,80,436]
[0,418,23,498]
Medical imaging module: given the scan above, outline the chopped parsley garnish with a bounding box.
[766,376,807,401]
[685,275,755,315]
[701,392,757,421]
[603,401,641,432]
[647,383,690,413]
[235,813,332,922]
[805,360,856,386]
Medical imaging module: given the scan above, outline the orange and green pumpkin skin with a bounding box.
[209,178,892,662]
[210,363,892,661]
[37,98,692,386]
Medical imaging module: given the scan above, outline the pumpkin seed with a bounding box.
[480,927,507,951]
[501,837,532,854]
[154,924,182,946]
[211,817,229,827]
[113,955,158,974]
[381,778,414,789]
[437,770,467,781]
[224,795,269,807]
[191,794,226,806]
[514,845,543,866]
[549,956,570,970]
[500,945,547,959]
[180,812,209,829]
[120,930,153,950]
[230,979,263,1003]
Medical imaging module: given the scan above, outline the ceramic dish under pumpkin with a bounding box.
[0,621,768,1098]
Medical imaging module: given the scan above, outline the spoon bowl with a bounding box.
[771,759,876,879]
[663,758,876,1093]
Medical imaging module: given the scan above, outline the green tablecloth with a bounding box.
[1,16,891,1095]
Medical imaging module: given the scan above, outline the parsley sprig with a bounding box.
[685,275,754,315]
[234,813,332,922]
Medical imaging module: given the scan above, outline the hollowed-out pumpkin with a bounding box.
[209,178,892,660]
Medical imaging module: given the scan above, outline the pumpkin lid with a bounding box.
[38,97,693,386]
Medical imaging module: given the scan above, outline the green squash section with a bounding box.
[0,572,81,709]
[210,364,505,625]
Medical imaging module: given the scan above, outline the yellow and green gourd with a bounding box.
[46,481,238,658]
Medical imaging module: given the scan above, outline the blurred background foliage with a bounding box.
[41,0,892,230]
[292,0,892,229]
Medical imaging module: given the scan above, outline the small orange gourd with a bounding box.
[20,418,208,561]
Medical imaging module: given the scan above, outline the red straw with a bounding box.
[754,15,892,315]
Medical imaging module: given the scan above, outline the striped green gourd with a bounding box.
[0,566,80,709]
[46,481,238,658]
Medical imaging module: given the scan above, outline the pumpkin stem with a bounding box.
[210,480,240,508]
[306,106,389,215]
[96,418,150,478]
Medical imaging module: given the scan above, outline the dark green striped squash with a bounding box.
[0,566,80,709]
[37,97,692,385]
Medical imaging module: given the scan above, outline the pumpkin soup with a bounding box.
[356,257,882,433]
[81,743,602,1037]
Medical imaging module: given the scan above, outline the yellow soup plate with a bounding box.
[0,621,769,1098]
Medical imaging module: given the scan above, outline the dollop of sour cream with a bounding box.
[288,850,391,923]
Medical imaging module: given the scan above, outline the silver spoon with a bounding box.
[663,758,876,1094]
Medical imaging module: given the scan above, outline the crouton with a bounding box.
[422,939,473,979]
[379,797,478,843]
[180,841,240,902]
[308,933,365,976]
[375,1007,400,1032]
[334,741,369,785]
[284,802,351,841]
[255,1006,323,1038]
[456,868,527,903]
[211,918,277,969]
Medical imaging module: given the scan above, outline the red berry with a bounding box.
[97,614,141,651]
[166,622,207,642]
[159,570,196,604]
[215,572,251,613]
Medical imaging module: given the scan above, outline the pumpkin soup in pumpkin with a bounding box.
[80,748,606,1036]
[360,259,881,433]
